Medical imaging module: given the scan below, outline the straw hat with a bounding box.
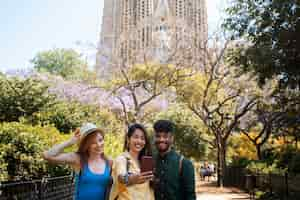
[79,123,102,145]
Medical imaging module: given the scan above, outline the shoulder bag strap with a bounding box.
[126,157,130,173]
[179,155,184,176]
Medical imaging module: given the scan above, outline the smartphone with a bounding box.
[140,156,154,173]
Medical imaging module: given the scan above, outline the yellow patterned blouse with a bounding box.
[109,152,155,200]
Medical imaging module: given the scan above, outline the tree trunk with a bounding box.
[217,146,221,186]
[221,140,226,187]
[216,134,226,187]
[256,144,262,160]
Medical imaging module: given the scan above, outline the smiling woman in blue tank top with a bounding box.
[43,123,111,200]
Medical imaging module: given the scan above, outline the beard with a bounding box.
[155,141,170,153]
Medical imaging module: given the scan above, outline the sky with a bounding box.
[0,0,226,73]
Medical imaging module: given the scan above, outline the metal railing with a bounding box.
[0,175,74,200]
[224,167,300,200]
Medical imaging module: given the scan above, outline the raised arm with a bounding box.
[42,128,81,168]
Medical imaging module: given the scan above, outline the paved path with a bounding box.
[196,178,250,200]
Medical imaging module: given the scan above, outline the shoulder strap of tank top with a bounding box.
[107,159,113,175]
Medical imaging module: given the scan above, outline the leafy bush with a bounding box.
[230,157,252,168]
[29,100,122,134]
[0,152,8,181]
[274,145,300,174]
[0,122,69,181]
[0,76,56,122]
[246,161,286,175]
[104,132,124,159]
[259,148,278,166]
[255,191,281,200]
[227,133,258,164]
[276,145,296,169]
[290,151,300,174]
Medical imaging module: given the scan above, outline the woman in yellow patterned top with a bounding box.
[109,123,154,200]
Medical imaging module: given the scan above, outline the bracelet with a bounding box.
[120,174,129,185]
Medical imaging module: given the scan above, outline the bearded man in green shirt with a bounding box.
[153,120,196,200]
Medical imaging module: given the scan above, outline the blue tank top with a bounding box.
[74,161,110,200]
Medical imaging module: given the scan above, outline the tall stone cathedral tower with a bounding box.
[97,0,208,76]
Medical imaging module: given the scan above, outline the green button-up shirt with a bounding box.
[154,150,196,200]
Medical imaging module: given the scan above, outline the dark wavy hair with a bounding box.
[153,119,174,134]
[124,123,152,161]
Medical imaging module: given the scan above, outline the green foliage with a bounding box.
[255,191,281,200]
[290,152,300,174]
[0,122,70,181]
[246,161,286,175]
[0,152,8,181]
[154,104,211,160]
[0,76,56,122]
[232,144,300,175]
[276,145,296,169]
[31,48,90,79]
[224,0,300,87]
[227,133,258,163]
[277,145,300,174]
[29,100,122,134]
[104,132,124,159]
[260,148,278,165]
[230,157,251,168]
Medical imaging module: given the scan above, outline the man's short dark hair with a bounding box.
[153,120,174,133]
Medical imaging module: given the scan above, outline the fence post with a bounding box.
[33,180,42,200]
[269,173,272,195]
[39,180,43,200]
[285,172,289,200]
[39,177,47,200]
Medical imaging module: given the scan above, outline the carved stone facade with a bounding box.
[97,0,208,76]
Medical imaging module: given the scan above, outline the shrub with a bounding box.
[30,101,122,135]
[246,161,286,175]
[230,157,251,168]
[0,122,69,181]
[276,145,296,169]
[104,132,124,159]
[0,76,56,122]
[290,152,300,174]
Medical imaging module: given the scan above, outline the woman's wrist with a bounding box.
[123,174,130,185]
[67,138,77,146]
[119,173,132,186]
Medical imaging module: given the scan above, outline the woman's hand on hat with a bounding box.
[68,128,81,145]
